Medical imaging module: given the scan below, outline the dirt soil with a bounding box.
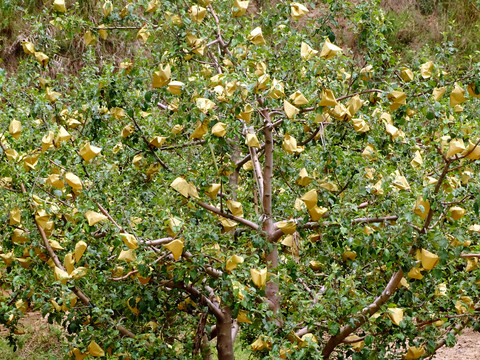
[434,328,480,360]
[0,311,64,359]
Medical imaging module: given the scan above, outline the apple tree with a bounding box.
[1,0,480,359]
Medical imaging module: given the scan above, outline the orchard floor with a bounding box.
[0,312,66,360]
[0,311,479,359]
[433,328,480,360]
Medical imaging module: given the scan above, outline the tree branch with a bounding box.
[195,200,259,230]
[93,200,125,232]
[428,319,470,356]
[321,270,404,359]
[249,146,264,201]
[262,110,273,219]
[299,122,332,146]
[460,253,480,258]
[185,283,224,321]
[183,251,223,278]
[157,102,168,110]
[111,270,139,281]
[458,137,480,159]
[91,26,145,30]
[235,147,265,170]
[159,280,224,321]
[351,215,398,224]
[268,89,385,118]
[143,237,174,246]
[129,114,170,171]
[26,189,136,338]
[343,335,366,344]
[335,89,384,102]
[422,159,451,233]
[207,5,233,57]
[441,194,474,206]
[470,0,480,13]
[417,311,480,328]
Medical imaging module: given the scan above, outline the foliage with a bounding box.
[1,0,480,359]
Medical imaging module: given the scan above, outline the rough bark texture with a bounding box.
[265,243,281,315]
[201,334,213,360]
[216,307,235,360]
[262,124,273,218]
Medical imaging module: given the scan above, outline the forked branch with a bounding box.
[321,270,404,358]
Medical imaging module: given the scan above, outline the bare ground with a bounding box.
[434,328,480,360]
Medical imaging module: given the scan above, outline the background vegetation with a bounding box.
[1,0,480,74]
[1,0,480,359]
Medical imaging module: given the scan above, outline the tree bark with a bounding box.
[262,112,282,321]
[321,270,404,359]
[262,123,273,218]
[216,306,235,360]
[265,242,281,315]
[201,334,213,360]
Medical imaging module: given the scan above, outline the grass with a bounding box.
[233,343,251,360]
[383,0,480,70]
[1,0,479,74]
[210,340,251,360]
[0,312,67,360]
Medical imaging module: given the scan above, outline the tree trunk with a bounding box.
[201,334,213,360]
[262,113,282,323]
[216,307,235,360]
[265,243,281,315]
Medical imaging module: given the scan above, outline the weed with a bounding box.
[0,312,67,360]
[384,0,479,70]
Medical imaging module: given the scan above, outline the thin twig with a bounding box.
[111,270,139,281]
[460,253,480,258]
[91,26,146,30]
[195,200,259,231]
[143,237,174,246]
[351,215,398,224]
[129,114,170,171]
[93,200,124,231]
